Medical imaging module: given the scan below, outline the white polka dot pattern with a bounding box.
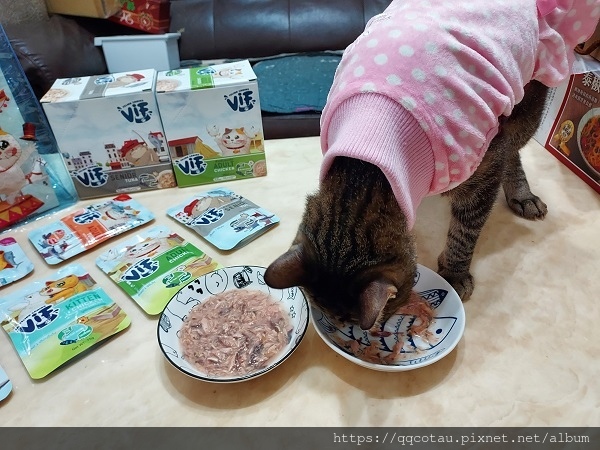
[321,0,600,194]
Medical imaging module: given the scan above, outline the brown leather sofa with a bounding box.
[4,0,392,139]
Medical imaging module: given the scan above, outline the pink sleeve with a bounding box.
[537,0,558,17]
[533,0,600,87]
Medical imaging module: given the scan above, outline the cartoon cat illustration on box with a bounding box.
[120,139,160,167]
[214,67,244,79]
[0,128,33,205]
[207,126,257,156]
[107,73,148,89]
[197,66,244,80]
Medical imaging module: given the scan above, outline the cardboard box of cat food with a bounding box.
[45,0,121,18]
[534,72,600,195]
[41,69,176,199]
[156,60,267,188]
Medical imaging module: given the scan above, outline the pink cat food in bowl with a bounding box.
[158,266,309,382]
[311,264,465,371]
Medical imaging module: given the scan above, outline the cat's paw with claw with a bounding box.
[437,267,474,302]
[506,194,547,220]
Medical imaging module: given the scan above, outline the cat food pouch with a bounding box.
[0,362,11,401]
[167,187,279,250]
[96,225,222,315]
[28,194,154,265]
[0,264,131,379]
[0,237,34,286]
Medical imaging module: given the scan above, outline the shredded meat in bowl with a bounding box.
[180,289,292,377]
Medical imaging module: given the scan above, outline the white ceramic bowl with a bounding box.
[311,264,465,371]
[158,265,309,382]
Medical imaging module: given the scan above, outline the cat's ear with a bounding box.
[359,280,397,330]
[264,244,307,289]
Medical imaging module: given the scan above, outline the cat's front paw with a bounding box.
[506,193,548,220]
[437,267,474,302]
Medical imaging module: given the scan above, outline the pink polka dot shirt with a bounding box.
[320,0,600,229]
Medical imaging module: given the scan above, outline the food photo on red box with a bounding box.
[536,69,600,195]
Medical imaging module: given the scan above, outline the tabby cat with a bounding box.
[264,81,549,331]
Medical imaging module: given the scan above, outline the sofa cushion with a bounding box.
[170,0,392,60]
[4,16,108,98]
[253,53,341,114]
[4,15,142,99]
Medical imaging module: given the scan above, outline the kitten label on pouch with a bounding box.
[0,264,131,379]
[156,60,267,187]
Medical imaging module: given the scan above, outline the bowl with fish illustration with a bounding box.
[158,265,310,383]
[311,264,465,371]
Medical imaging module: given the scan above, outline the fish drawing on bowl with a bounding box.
[311,264,465,371]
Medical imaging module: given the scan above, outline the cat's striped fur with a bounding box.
[265,81,549,330]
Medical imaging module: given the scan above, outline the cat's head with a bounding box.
[266,237,415,330]
[124,239,162,260]
[41,274,79,296]
[220,128,249,147]
[265,157,416,331]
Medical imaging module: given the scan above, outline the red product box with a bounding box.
[109,0,170,34]
[537,72,600,195]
